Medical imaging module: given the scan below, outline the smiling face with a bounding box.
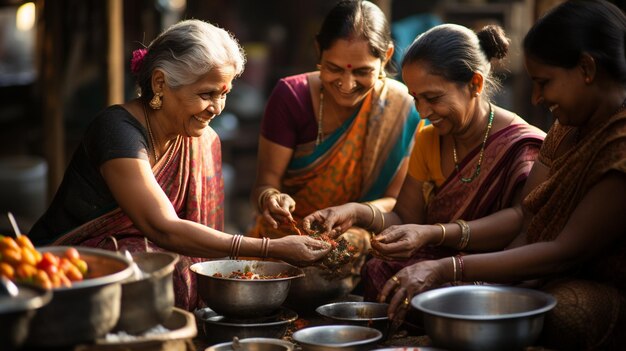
[402,60,475,136]
[160,65,236,138]
[318,39,384,108]
[524,55,590,126]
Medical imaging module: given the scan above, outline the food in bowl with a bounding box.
[0,236,89,289]
[191,260,304,318]
[212,267,290,280]
[411,285,557,351]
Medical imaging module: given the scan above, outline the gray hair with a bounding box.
[134,19,246,99]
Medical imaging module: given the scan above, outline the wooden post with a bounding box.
[107,0,124,105]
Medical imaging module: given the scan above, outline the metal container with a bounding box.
[316,302,389,339]
[195,306,298,345]
[286,266,354,312]
[26,246,133,347]
[412,285,557,351]
[114,251,179,334]
[292,325,382,351]
[190,260,304,319]
[205,337,295,351]
[0,282,52,351]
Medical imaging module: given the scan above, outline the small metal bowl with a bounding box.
[316,302,389,338]
[0,282,52,351]
[292,325,382,351]
[412,285,557,351]
[195,306,298,344]
[191,260,304,319]
[205,337,295,351]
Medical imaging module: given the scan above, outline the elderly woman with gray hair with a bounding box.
[29,19,331,310]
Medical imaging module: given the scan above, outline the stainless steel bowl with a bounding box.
[191,260,304,318]
[412,285,557,351]
[205,337,295,351]
[286,266,354,312]
[114,251,179,334]
[0,282,52,351]
[194,306,298,344]
[292,325,382,351]
[26,246,134,347]
[316,302,389,338]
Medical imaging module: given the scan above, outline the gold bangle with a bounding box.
[378,207,385,232]
[451,256,458,282]
[363,202,376,230]
[454,219,471,250]
[434,223,446,246]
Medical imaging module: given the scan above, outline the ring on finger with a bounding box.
[404,297,410,306]
[391,276,400,285]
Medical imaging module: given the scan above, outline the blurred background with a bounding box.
[0,0,623,235]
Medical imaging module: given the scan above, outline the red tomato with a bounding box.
[64,247,80,261]
[37,252,59,272]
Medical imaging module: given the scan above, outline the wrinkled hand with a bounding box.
[378,259,446,326]
[302,203,359,238]
[261,192,296,228]
[370,224,431,260]
[274,235,332,266]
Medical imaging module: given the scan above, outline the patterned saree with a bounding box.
[52,129,224,311]
[363,123,545,301]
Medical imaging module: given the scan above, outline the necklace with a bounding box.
[452,103,494,183]
[316,88,324,145]
[143,104,160,162]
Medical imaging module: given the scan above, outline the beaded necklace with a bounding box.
[316,88,325,146]
[452,103,494,183]
[143,104,159,162]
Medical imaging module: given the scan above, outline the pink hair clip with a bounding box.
[130,48,148,74]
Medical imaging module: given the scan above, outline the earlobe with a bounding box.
[579,53,596,84]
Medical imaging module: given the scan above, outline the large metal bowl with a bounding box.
[412,285,557,351]
[316,302,389,339]
[191,260,304,318]
[194,306,298,344]
[114,251,179,334]
[26,246,134,347]
[205,337,295,351]
[292,325,382,351]
[285,266,354,312]
[0,281,52,351]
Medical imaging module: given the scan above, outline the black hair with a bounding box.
[316,0,396,76]
[401,24,510,102]
[523,0,626,84]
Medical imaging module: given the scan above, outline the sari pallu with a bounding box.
[249,78,420,239]
[52,129,224,311]
[363,123,545,301]
[523,113,626,349]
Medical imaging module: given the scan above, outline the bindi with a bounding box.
[346,64,352,69]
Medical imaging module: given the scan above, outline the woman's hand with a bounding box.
[272,235,332,266]
[370,224,435,260]
[302,203,360,238]
[378,259,447,325]
[260,191,296,228]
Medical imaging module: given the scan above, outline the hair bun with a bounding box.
[477,24,510,60]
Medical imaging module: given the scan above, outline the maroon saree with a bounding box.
[53,129,224,311]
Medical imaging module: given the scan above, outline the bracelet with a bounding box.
[363,202,376,230]
[257,188,280,212]
[434,223,446,246]
[377,207,385,232]
[261,237,270,259]
[229,234,244,259]
[454,219,471,250]
[451,256,458,282]
[455,255,464,282]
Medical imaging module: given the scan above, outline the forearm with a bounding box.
[436,206,524,252]
[354,201,403,232]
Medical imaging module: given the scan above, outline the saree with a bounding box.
[523,112,626,350]
[363,123,545,301]
[52,129,224,311]
[249,78,420,239]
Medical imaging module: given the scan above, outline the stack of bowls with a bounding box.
[191,260,304,343]
[316,302,389,339]
[292,325,382,351]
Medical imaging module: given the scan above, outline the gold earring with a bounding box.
[378,71,386,80]
[149,92,162,110]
